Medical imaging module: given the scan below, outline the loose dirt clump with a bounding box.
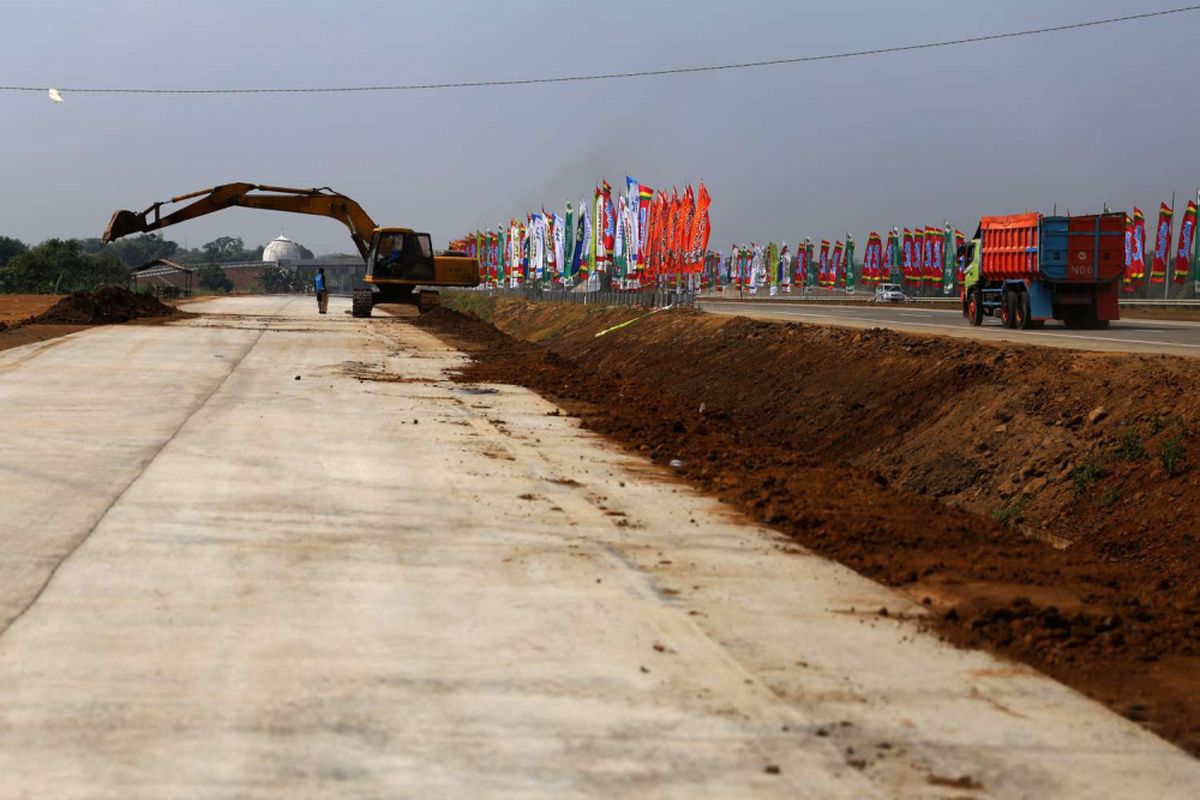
[30,287,177,325]
[416,296,1200,755]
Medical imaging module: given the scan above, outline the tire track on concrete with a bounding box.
[450,392,884,798]
[0,298,289,641]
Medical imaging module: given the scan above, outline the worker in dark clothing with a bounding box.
[314,268,328,314]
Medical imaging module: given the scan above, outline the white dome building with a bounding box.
[262,232,305,263]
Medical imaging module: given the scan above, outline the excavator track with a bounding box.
[418,290,439,313]
[351,288,373,318]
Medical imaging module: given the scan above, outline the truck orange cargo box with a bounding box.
[979,212,1125,284]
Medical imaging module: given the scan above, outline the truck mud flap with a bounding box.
[1095,282,1120,321]
[1028,281,1054,320]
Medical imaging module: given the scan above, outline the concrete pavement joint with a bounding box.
[0,306,279,642]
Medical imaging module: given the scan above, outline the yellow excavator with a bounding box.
[102,182,479,316]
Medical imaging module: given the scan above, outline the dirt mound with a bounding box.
[31,287,176,325]
[417,296,1200,755]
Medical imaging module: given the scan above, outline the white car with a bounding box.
[872,283,909,304]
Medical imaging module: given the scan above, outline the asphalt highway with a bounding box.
[699,300,1200,356]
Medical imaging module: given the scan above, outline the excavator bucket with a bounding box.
[102,209,149,244]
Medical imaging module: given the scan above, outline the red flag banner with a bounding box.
[884,230,897,282]
[902,229,914,284]
[879,231,889,281]
[686,183,711,273]
[819,240,830,285]
[930,227,944,284]
[600,182,616,273]
[1123,214,1135,291]
[1151,202,1173,283]
[911,228,922,283]
[679,185,696,273]
[657,191,671,276]
[666,189,682,275]
[865,234,874,283]
[831,241,844,287]
[1130,207,1147,285]
[924,226,938,283]
[867,232,883,282]
[1174,200,1196,284]
[912,229,925,283]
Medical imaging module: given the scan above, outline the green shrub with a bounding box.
[1070,454,1107,497]
[1098,485,1121,507]
[1161,435,1187,477]
[992,495,1030,528]
[1115,427,1145,461]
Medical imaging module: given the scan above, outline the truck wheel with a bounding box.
[967,290,983,326]
[1061,309,1086,329]
[1001,293,1016,328]
[1015,292,1032,329]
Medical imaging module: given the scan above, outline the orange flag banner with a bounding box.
[687,183,712,273]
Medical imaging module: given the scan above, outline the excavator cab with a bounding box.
[368,229,435,282]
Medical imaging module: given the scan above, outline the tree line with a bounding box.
[0,233,315,294]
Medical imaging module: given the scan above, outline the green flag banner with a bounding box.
[844,234,856,290]
[942,225,955,294]
[1192,191,1200,288]
[887,229,901,283]
[564,201,573,280]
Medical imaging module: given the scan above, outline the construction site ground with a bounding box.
[0,294,1197,798]
[432,294,1200,758]
[0,294,61,325]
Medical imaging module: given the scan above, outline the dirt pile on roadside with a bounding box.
[30,287,177,325]
[417,297,1200,755]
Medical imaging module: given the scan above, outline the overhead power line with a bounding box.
[2,5,1197,96]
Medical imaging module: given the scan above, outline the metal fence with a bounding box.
[459,286,696,309]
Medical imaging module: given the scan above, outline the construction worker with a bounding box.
[314,267,328,314]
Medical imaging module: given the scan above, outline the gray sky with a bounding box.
[3,0,1199,255]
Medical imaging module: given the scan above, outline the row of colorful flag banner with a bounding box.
[710,194,1200,295]
[719,225,966,294]
[1122,196,1199,289]
[452,178,711,289]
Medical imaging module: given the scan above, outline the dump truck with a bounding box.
[102,183,480,316]
[961,211,1124,329]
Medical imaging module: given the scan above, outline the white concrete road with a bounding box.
[699,299,1200,356]
[0,295,1196,798]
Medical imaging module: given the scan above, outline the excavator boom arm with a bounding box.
[102,182,379,261]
